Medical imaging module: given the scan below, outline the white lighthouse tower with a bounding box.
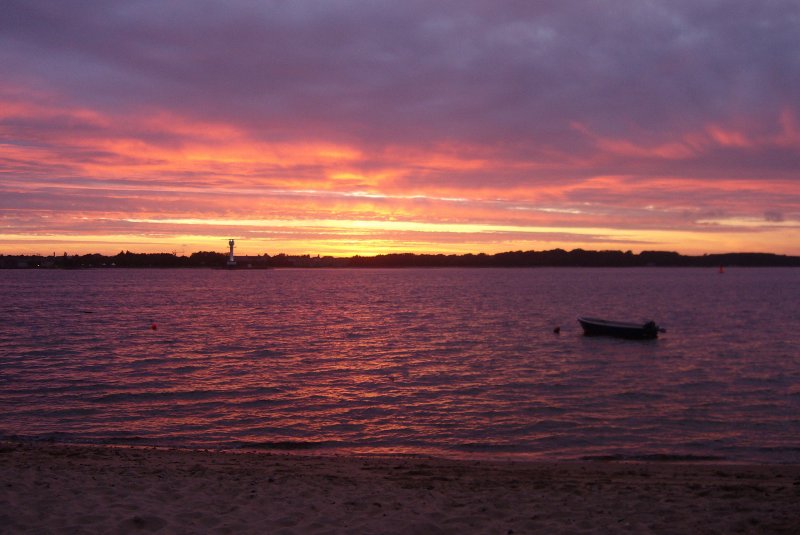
[227,239,237,267]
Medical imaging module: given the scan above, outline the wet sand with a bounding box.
[2,441,799,534]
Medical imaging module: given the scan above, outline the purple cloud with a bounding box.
[4,1,798,145]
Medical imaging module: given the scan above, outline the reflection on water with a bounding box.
[1,268,799,462]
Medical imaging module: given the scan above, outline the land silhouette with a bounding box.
[3,249,800,269]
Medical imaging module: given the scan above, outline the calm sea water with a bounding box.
[1,268,798,462]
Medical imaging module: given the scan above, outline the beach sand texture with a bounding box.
[2,442,799,534]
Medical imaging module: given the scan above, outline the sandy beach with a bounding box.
[1,442,798,534]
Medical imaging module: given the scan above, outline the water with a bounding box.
[1,268,798,462]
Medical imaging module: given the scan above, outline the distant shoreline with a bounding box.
[3,249,800,269]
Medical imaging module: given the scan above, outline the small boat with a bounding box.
[578,316,664,339]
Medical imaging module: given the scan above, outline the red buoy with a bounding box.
[151,323,157,330]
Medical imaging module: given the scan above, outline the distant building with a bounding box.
[227,239,237,267]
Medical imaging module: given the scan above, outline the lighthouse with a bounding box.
[227,239,237,267]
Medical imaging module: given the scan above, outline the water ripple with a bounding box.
[1,267,799,462]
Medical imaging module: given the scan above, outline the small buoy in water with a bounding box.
[553,326,561,334]
[150,323,157,331]
[719,265,725,274]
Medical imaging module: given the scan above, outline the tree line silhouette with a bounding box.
[3,249,800,269]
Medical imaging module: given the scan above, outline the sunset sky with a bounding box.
[2,0,799,256]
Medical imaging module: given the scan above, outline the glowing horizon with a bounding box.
[2,1,799,256]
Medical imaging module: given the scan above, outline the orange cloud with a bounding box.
[2,89,799,257]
